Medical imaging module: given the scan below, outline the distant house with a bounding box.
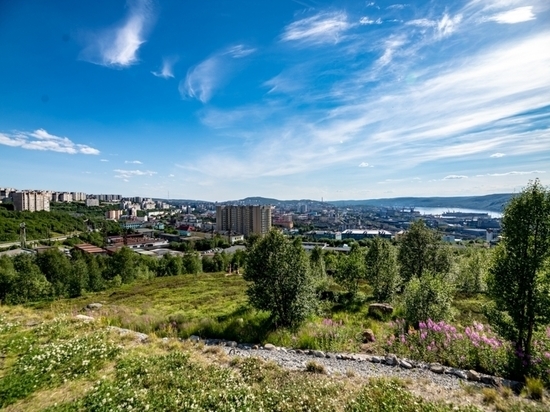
[177,225,195,237]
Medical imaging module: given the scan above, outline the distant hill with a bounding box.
[330,193,514,212]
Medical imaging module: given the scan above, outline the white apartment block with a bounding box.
[13,191,51,212]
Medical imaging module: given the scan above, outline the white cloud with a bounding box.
[406,13,462,38]
[490,152,506,158]
[79,0,152,68]
[358,162,370,167]
[114,169,157,179]
[0,129,99,155]
[359,17,382,25]
[483,170,545,177]
[152,56,177,78]
[180,44,255,103]
[443,175,468,180]
[125,160,142,164]
[100,158,109,162]
[281,12,351,45]
[486,6,535,24]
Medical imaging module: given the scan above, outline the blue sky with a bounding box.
[0,0,548,201]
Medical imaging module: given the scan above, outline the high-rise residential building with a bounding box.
[13,191,51,212]
[216,205,272,236]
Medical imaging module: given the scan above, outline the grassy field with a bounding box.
[1,305,548,411]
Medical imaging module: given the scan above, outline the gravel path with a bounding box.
[215,344,484,392]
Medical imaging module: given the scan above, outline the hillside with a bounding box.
[1,275,548,411]
[330,194,513,212]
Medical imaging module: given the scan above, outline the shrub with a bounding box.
[524,377,544,400]
[305,360,326,374]
[402,272,454,326]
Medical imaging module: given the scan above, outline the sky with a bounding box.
[0,0,549,202]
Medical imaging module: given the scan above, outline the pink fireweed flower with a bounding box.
[421,332,427,340]
[419,321,426,329]
[544,352,550,359]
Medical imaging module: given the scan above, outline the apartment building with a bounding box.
[12,191,51,212]
[216,205,272,236]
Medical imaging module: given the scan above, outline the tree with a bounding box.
[244,230,315,328]
[106,247,137,283]
[455,248,489,295]
[403,272,455,326]
[397,220,451,282]
[487,179,550,375]
[365,237,400,302]
[182,252,202,275]
[334,244,365,297]
[310,246,326,280]
[36,249,72,297]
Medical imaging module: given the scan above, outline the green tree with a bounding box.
[365,237,400,302]
[157,253,182,277]
[403,272,455,326]
[397,220,451,282]
[334,244,365,297]
[456,248,489,295]
[310,246,326,280]
[244,230,315,328]
[487,179,550,375]
[10,254,51,303]
[36,249,72,297]
[182,252,202,274]
[106,247,137,283]
[0,256,17,303]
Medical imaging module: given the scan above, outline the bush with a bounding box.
[402,272,454,326]
[524,377,544,400]
[305,360,326,374]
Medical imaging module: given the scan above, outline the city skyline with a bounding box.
[0,0,548,201]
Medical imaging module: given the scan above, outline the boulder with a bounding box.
[481,375,499,386]
[385,354,398,366]
[86,303,103,310]
[312,350,326,358]
[399,360,413,369]
[107,326,148,343]
[450,369,468,380]
[370,356,382,363]
[263,343,277,351]
[362,329,376,343]
[368,303,394,316]
[430,363,445,374]
[226,341,238,348]
[189,335,200,342]
[467,370,480,382]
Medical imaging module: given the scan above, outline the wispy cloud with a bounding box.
[152,56,177,78]
[281,12,351,45]
[443,175,468,180]
[490,152,506,158]
[359,17,382,25]
[180,44,256,103]
[79,0,153,68]
[481,170,546,177]
[100,159,109,162]
[125,160,142,164]
[407,13,462,39]
[486,6,535,24]
[358,162,370,167]
[0,129,99,155]
[114,169,157,179]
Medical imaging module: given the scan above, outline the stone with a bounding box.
[451,369,468,380]
[189,335,200,342]
[107,326,148,343]
[252,345,259,350]
[370,356,382,363]
[226,341,238,348]
[279,347,287,353]
[399,360,413,369]
[86,303,103,310]
[481,375,499,386]
[466,370,480,382]
[368,303,394,317]
[75,314,95,322]
[264,343,277,351]
[25,320,40,327]
[312,350,326,358]
[501,379,523,393]
[362,329,376,343]
[295,349,304,354]
[385,354,398,366]
[430,363,445,374]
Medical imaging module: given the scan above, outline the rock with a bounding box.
[467,370,480,382]
[362,329,376,343]
[295,349,304,354]
[107,326,148,343]
[385,354,398,366]
[451,369,468,380]
[25,320,40,327]
[481,375,499,386]
[264,343,277,351]
[86,303,103,310]
[226,341,238,348]
[399,360,413,369]
[370,356,382,363]
[75,314,95,322]
[430,363,445,374]
[368,303,394,317]
[501,379,523,392]
[312,350,326,358]
[280,347,287,353]
[189,335,200,342]
[252,345,259,350]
